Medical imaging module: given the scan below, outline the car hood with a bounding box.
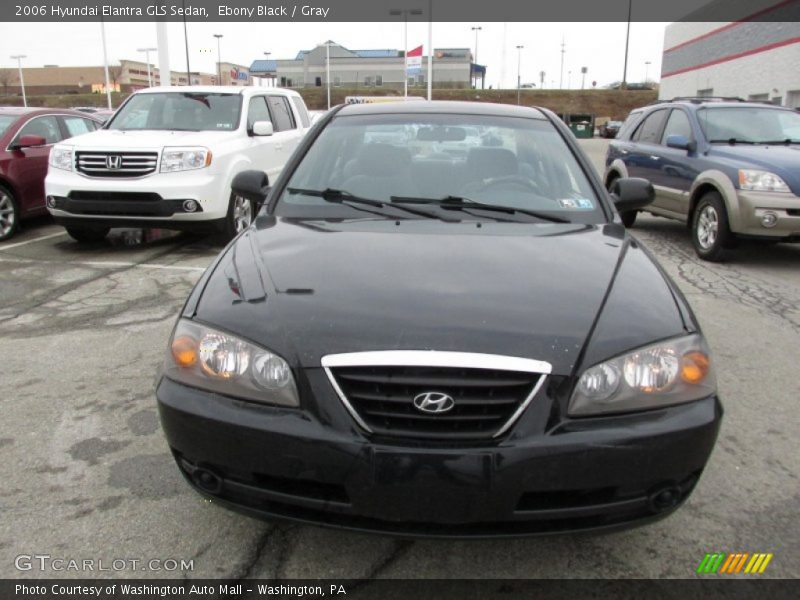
[709,144,800,193]
[193,218,688,375]
[61,128,233,149]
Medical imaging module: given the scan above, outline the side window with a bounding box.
[15,116,62,145]
[632,109,668,144]
[266,96,296,132]
[247,96,271,130]
[62,116,97,138]
[660,109,693,143]
[291,97,310,128]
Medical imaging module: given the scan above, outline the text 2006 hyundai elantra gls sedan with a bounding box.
[157,101,721,537]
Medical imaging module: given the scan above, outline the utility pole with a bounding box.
[581,66,587,90]
[559,36,565,89]
[10,54,26,107]
[182,0,191,84]
[539,70,545,89]
[427,0,432,101]
[622,0,632,90]
[471,26,481,88]
[644,60,651,84]
[100,19,112,108]
[516,45,523,105]
[326,42,331,110]
[213,34,223,84]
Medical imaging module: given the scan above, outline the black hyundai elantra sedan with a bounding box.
[157,101,722,537]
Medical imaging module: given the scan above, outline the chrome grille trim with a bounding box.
[75,151,159,177]
[321,351,552,439]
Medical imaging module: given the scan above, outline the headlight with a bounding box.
[738,169,790,192]
[569,334,715,416]
[160,147,212,173]
[49,146,73,171]
[163,319,299,407]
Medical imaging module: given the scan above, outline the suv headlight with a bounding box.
[160,147,212,173]
[49,146,73,171]
[569,334,715,416]
[163,319,298,407]
[738,169,790,192]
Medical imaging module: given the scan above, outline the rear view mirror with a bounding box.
[231,170,270,205]
[251,121,274,136]
[666,134,696,152]
[11,134,47,150]
[610,177,654,213]
[416,126,466,142]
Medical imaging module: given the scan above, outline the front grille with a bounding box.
[75,151,158,177]
[328,365,544,440]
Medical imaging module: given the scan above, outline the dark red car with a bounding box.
[0,107,101,241]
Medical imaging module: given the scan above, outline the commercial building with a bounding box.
[250,42,485,90]
[0,60,217,96]
[659,5,800,107]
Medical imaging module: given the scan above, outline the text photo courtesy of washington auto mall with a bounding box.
[0,0,799,598]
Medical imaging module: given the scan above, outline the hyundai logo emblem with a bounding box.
[106,155,122,170]
[413,392,455,414]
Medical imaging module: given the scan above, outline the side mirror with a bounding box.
[11,134,47,150]
[251,121,274,136]
[610,177,654,213]
[231,170,270,205]
[665,134,696,152]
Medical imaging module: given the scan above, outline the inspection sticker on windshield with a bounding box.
[558,198,593,210]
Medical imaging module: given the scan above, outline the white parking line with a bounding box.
[0,231,67,251]
[0,256,208,272]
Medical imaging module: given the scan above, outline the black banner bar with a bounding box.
[3,0,800,23]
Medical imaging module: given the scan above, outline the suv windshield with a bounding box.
[698,106,800,143]
[107,92,242,132]
[276,113,604,224]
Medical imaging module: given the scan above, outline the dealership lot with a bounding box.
[0,138,798,580]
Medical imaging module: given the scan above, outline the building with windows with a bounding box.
[251,42,483,90]
[659,4,800,107]
[0,60,215,96]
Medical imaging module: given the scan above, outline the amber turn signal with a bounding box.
[171,335,198,367]
[681,351,710,384]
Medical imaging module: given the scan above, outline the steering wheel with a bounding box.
[477,175,541,194]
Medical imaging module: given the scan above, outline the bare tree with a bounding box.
[108,65,122,91]
[0,68,16,97]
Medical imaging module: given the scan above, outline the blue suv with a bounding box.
[604,98,800,261]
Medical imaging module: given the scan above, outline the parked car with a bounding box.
[45,86,311,243]
[0,107,101,242]
[604,98,800,260]
[157,101,721,537]
[599,120,623,138]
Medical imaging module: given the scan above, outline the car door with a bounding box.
[651,108,700,217]
[266,95,303,168]
[245,95,283,181]
[6,115,64,214]
[622,108,670,210]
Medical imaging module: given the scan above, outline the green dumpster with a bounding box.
[559,113,595,138]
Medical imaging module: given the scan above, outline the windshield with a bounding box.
[0,115,17,138]
[698,106,800,143]
[275,113,604,224]
[107,92,241,132]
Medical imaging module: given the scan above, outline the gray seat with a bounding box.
[340,143,418,201]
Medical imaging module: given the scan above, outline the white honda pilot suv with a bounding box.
[45,86,311,242]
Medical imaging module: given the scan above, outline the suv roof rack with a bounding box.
[648,96,747,105]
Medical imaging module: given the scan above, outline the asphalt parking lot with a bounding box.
[1,137,798,581]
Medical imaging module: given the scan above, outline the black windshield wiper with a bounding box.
[708,138,756,145]
[390,195,570,224]
[754,139,799,145]
[286,188,458,221]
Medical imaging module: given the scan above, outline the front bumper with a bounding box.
[733,190,800,238]
[157,376,722,538]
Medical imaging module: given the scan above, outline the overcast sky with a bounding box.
[0,21,667,89]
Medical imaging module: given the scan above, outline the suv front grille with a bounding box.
[325,358,548,441]
[75,151,158,177]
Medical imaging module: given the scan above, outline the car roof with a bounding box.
[336,100,547,119]
[133,85,301,97]
[0,106,97,118]
[649,98,792,111]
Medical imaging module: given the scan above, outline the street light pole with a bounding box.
[581,66,587,90]
[559,36,565,89]
[99,19,112,109]
[390,8,422,100]
[644,60,651,84]
[516,45,523,105]
[137,47,157,87]
[263,52,272,87]
[181,0,191,85]
[622,0,632,89]
[10,54,26,107]
[427,0,432,101]
[326,42,331,110]
[471,26,481,88]
[213,34,223,84]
